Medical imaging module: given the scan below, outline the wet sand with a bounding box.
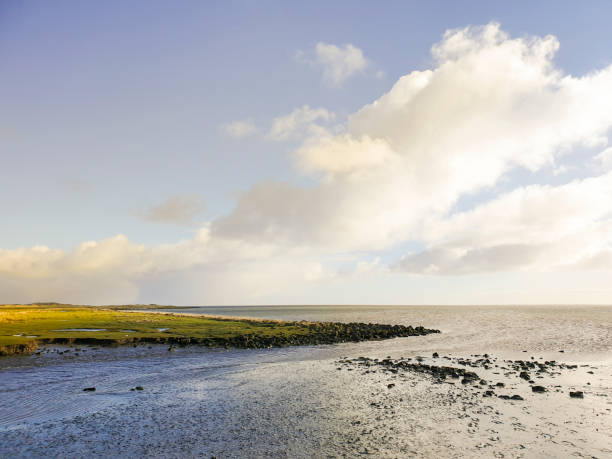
[1,305,611,458]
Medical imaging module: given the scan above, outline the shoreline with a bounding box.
[1,304,610,457]
[0,304,440,357]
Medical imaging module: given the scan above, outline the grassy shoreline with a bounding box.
[0,304,440,356]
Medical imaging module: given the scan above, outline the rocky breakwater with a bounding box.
[168,322,440,349]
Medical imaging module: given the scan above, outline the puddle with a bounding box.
[53,329,107,332]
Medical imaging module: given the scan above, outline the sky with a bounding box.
[1,1,612,305]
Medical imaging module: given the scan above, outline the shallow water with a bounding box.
[1,305,611,458]
[167,304,612,358]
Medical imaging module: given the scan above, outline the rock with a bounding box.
[495,382,505,387]
[511,395,524,400]
[387,383,395,389]
[569,391,584,398]
[83,387,96,392]
[519,371,531,380]
[531,385,547,393]
[432,352,439,358]
[135,386,144,391]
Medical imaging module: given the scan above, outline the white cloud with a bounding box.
[267,105,334,141]
[596,146,612,169]
[145,195,206,226]
[396,172,612,274]
[215,22,612,254]
[221,119,257,138]
[0,230,351,304]
[296,133,399,176]
[4,23,612,304]
[315,42,369,86]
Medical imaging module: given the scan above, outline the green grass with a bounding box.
[0,303,312,350]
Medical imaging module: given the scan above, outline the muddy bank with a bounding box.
[0,342,39,357]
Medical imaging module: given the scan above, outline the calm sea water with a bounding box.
[164,304,612,357]
[1,305,611,457]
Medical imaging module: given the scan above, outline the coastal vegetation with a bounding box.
[0,304,439,356]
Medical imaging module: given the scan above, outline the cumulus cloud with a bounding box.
[396,172,612,274]
[0,231,354,304]
[221,119,257,138]
[267,105,334,141]
[216,23,612,254]
[145,195,206,225]
[4,23,612,304]
[314,42,369,86]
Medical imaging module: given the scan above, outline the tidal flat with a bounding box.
[1,305,611,458]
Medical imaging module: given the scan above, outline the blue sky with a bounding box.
[2,1,612,304]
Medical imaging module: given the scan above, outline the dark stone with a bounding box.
[135,386,143,391]
[519,371,530,380]
[83,387,96,392]
[569,391,584,398]
[511,394,524,400]
[432,352,439,358]
[387,383,395,389]
[531,385,547,393]
[495,382,505,387]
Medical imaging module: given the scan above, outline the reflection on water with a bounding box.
[1,305,611,457]
[165,305,612,356]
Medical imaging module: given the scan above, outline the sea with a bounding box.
[1,305,611,458]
